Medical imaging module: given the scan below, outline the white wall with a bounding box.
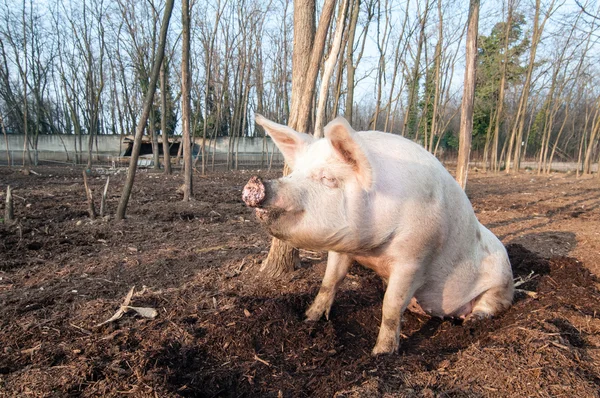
[0,134,281,163]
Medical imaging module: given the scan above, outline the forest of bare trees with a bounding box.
[1,0,599,176]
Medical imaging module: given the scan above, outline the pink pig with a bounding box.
[242,115,514,355]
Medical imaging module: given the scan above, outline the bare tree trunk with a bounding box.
[150,106,160,170]
[160,59,172,174]
[583,102,600,174]
[491,1,514,172]
[115,0,175,220]
[344,0,360,124]
[506,0,554,173]
[0,113,10,167]
[427,0,443,151]
[289,0,336,134]
[577,103,592,177]
[546,106,570,173]
[402,0,430,138]
[315,0,349,138]
[21,0,30,170]
[456,0,479,190]
[181,0,193,201]
[483,109,496,171]
[371,0,391,131]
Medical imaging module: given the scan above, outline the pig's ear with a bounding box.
[325,117,373,190]
[255,114,314,168]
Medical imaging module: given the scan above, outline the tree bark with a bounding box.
[115,0,175,220]
[490,1,514,172]
[315,0,349,138]
[506,0,555,173]
[181,0,193,201]
[344,0,360,124]
[289,0,336,134]
[160,58,172,174]
[456,0,479,190]
[0,113,10,167]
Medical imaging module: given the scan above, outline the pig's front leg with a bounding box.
[372,266,421,355]
[305,252,352,321]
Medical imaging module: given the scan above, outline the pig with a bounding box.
[242,114,514,355]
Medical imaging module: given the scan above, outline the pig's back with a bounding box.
[356,130,458,195]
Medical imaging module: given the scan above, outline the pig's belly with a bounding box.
[413,285,475,318]
[413,296,473,318]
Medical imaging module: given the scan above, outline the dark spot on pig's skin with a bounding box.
[476,230,482,241]
[383,317,399,331]
[484,246,491,255]
[319,286,332,295]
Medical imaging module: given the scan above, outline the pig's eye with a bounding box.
[321,175,338,188]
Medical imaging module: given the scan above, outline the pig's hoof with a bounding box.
[371,337,399,356]
[371,343,397,356]
[304,306,325,322]
[305,296,334,322]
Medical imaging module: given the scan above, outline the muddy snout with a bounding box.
[242,176,267,208]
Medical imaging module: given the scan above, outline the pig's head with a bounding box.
[242,115,374,252]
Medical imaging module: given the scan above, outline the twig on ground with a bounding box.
[100,176,110,217]
[5,185,13,223]
[514,270,538,288]
[95,286,158,328]
[82,170,97,219]
[254,354,271,367]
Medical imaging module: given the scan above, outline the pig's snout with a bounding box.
[242,176,266,208]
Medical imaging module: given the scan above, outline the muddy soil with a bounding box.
[0,166,599,397]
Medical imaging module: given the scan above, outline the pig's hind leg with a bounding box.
[305,252,352,321]
[464,281,514,322]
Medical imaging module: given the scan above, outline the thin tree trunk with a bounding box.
[115,0,175,220]
[506,0,554,173]
[402,0,430,138]
[160,59,172,174]
[456,0,479,190]
[181,0,193,201]
[1,114,10,167]
[289,0,337,134]
[315,0,349,138]
[491,2,514,172]
[427,0,443,151]
[583,101,600,174]
[344,0,360,124]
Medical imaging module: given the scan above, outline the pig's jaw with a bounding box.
[254,206,305,241]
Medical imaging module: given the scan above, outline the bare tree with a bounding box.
[456,0,479,190]
[181,0,193,201]
[160,57,172,174]
[505,0,557,173]
[115,0,175,220]
[315,0,349,138]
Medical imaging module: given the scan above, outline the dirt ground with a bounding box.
[0,166,599,397]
